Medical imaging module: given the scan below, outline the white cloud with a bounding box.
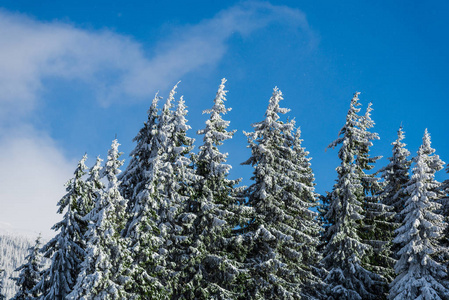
[0,2,314,237]
[0,2,313,115]
[0,126,74,238]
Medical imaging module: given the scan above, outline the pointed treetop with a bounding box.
[203,78,231,116]
[346,92,361,122]
[147,92,161,119]
[198,78,235,145]
[174,96,191,133]
[391,125,410,160]
[360,102,377,134]
[419,128,433,155]
[104,139,124,187]
[417,129,445,172]
[242,87,294,161]
[265,87,290,122]
[57,154,89,214]
[397,125,405,142]
[76,154,88,177]
[162,82,180,116]
[327,92,363,151]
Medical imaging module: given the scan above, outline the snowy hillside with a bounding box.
[0,233,32,299]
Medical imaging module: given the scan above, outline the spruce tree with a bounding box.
[289,127,325,299]
[156,88,203,299]
[389,129,449,299]
[68,140,132,299]
[35,155,90,300]
[120,84,197,298]
[323,93,385,300]
[120,93,161,214]
[377,126,411,277]
[120,94,165,298]
[153,85,185,293]
[356,103,394,296]
[11,235,44,300]
[241,87,321,299]
[171,79,249,299]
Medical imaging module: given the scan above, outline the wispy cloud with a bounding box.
[0,2,314,236]
[0,2,314,115]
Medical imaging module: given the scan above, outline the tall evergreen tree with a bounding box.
[376,126,411,277]
[356,103,394,296]
[155,88,205,299]
[389,129,449,300]
[323,93,385,300]
[120,94,165,298]
[35,155,90,300]
[289,127,325,299]
[121,84,198,298]
[170,79,249,299]
[11,235,44,300]
[241,87,321,299]
[120,93,161,214]
[153,85,186,293]
[69,140,132,299]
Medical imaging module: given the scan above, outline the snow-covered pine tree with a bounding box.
[155,87,206,299]
[68,140,133,300]
[120,94,165,298]
[169,78,249,299]
[378,126,411,218]
[120,93,161,215]
[323,93,385,300]
[354,102,382,194]
[354,103,394,296]
[241,87,321,299]
[35,155,90,300]
[11,235,44,300]
[288,127,325,299]
[377,126,411,274]
[389,129,449,300]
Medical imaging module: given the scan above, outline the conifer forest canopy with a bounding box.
[5,79,449,300]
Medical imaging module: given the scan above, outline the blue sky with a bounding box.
[1,1,448,237]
